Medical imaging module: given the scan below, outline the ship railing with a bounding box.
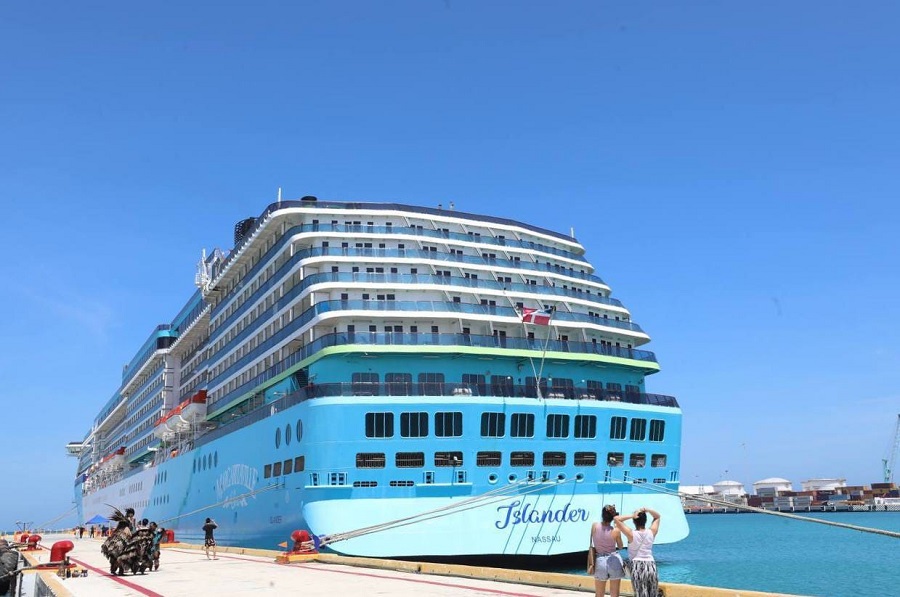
[208,330,658,399]
[213,269,624,341]
[211,297,644,371]
[196,380,678,450]
[214,201,580,283]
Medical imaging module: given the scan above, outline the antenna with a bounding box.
[570,227,575,238]
[277,187,282,203]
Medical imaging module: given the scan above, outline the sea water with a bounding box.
[577,512,900,597]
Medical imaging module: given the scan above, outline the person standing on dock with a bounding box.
[591,504,625,597]
[203,518,218,560]
[614,507,661,597]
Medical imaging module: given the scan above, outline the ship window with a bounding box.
[462,373,487,395]
[490,375,513,397]
[296,419,303,441]
[434,451,463,467]
[480,412,505,437]
[510,451,535,467]
[574,415,596,438]
[386,373,412,396]
[396,452,425,467]
[356,453,386,469]
[652,454,667,467]
[630,453,646,467]
[607,452,624,467]
[273,461,283,476]
[630,418,647,441]
[214,453,218,467]
[418,372,445,395]
[283,459,293,475]
[400,412,428,437]
[353,481,378,488]
[275,427,282,448]
[574,451,597,466]
[649,420,666,442]
[285,423,292,446]
[546,414,569,438]
[477,451,501,466]
[610,417,627,440]
[389,480,413,487]
[543,451,566,466]
[294,456,305,472]
[352,372,379,396]
[365,412,394,438]
[549,377,574,398]
[510,413,534,438]
[434,412,462,437]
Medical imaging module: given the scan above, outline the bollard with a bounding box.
[50,541,74,563]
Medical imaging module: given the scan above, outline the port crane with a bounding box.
[883,414,900,483]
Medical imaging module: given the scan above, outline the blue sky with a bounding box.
[1,1,898,531]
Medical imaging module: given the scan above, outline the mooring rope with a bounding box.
[321,476,581,546]
[614,477,900,540]
[34,505,78,530]
[155,483,282,526]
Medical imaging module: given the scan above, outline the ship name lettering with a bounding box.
[494,500,589,530]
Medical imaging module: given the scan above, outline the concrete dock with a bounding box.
[18,534,803,597]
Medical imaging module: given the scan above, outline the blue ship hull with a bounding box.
[77,392,688,556]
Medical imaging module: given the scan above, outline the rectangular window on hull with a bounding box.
[264,464,272,478]
[434,412,462,437]
[543,451,566,466]
[353,372,379,396]
[610,416,627,440]
[490,375,514,397]
[356,453,386,468]
[574,451,597,466]
[477,451,501,466]
[419,372,445,395]
[511,413,534,438]
[386,373,412,396]
[574,415,596,438]
[400,412,428,437]
[480,412,505,437]
[546,414,569,438]
[630,453,646,467]
[649,420,666,442]
[283,459,293,475]
[434,451,463,467]
[607,452,624,466]
[273,462,282,476]
[365,412,394,438]
[396,452,425,468]
[630,418,647,441]
[651,454,667,467]
[294,456,305,472]
[510,451,535,466]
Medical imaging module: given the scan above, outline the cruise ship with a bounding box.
[67,197,689,559]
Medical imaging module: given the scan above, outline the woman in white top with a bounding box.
[614,507,661,597]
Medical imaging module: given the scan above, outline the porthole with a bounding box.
[285,423,292,446]
[488,473,499,484]
[275,427,282,448]
[508,473,518,483]
[296,419,303,441]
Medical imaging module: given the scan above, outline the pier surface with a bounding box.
[21,534,804,597]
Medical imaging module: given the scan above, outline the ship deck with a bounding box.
[19,534,805,597]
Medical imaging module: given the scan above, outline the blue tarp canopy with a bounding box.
[84,514,109,525]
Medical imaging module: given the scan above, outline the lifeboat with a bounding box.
[154,391,207,435]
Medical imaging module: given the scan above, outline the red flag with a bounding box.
[521,307,553,325]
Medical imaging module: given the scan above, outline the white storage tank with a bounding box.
[753,477,793,495]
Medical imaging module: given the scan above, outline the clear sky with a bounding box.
[1,1,898,531]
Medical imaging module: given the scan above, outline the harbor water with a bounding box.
[570,511,899,596]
